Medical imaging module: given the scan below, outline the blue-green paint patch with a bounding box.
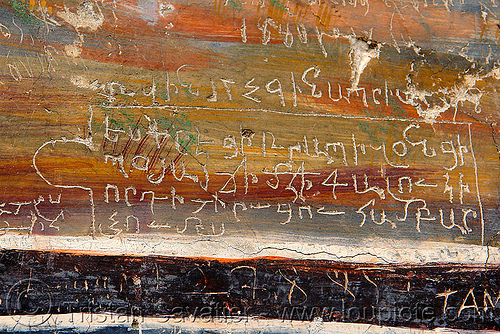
[227,0,243,11]
[270,0,288,11]
[10,0,35,24]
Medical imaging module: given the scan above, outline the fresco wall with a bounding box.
[0,0,499,332]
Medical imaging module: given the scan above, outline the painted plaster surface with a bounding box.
[0,0,499,331]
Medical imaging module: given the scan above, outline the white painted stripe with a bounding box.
[0,234,498,264]
[0,313,491,333]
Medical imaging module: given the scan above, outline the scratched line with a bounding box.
[92,104,473,126]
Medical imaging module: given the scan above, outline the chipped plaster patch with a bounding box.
[159,2,175,17]
[57,1,104,31]
[349,37,380,90]
[485,64,500,80]
[416,102,451,123]
[64,40,82,58]
[70,75,90,89]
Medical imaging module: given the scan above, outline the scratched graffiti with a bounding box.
[0,0,500,332]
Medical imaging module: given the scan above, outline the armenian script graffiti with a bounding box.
[0,0,499,332]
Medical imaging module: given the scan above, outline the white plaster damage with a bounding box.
[347,35,497,123]
[397,65,500,123]
[159,2,176,17]
[348,37,381,90]
[57,1,104,32]
[70,75,90,89]
[64,40,82,58]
